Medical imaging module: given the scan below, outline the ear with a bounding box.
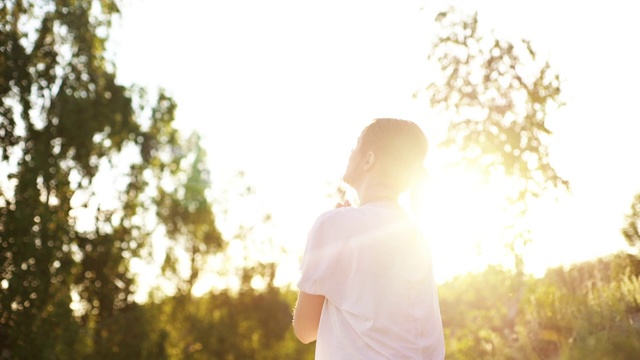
[362,151,376,171]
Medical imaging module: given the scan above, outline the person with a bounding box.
[293,118,445,359]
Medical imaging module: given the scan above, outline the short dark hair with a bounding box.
[358,118,428,192]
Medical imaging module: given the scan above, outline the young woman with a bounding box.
[293,118,445,359]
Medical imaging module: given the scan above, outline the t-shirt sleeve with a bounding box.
[297,210,348,298]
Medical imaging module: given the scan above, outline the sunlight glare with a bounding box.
[415,165,515,283]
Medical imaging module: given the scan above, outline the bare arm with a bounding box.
[292,291,325,344]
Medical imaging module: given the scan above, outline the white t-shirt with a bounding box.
[297,202,445,359]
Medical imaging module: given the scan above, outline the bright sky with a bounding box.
[108,0,640,293]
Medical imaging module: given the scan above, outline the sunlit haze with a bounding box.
[109,0,640,298]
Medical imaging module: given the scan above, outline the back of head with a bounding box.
[359,118,428,193]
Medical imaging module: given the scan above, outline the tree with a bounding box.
[155,131,224,297]
[417,6,569,344]
[0,1,191,357]
[622,193,640,249]
[418,7,568,271]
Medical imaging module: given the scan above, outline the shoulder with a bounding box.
[313,206,359,225]
[307,206,362,240]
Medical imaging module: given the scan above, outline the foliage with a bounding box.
[5,1,637,359]
[418,7,569,271]
[151,279,313,360]
[439,252,640,359]
[0,0,220,358]
[439,266,535,360]
[418,9,573,352]
[622,193,640,249]
[155,132,224,296]
[0,2,301,358]
[525,252,640,359]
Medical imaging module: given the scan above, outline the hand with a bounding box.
[335,200,351,208]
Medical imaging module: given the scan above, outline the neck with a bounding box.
[355,178,399,206]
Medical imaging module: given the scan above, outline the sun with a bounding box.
[409,164,517,284]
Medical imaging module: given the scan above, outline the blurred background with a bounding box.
[1,0,639,358]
